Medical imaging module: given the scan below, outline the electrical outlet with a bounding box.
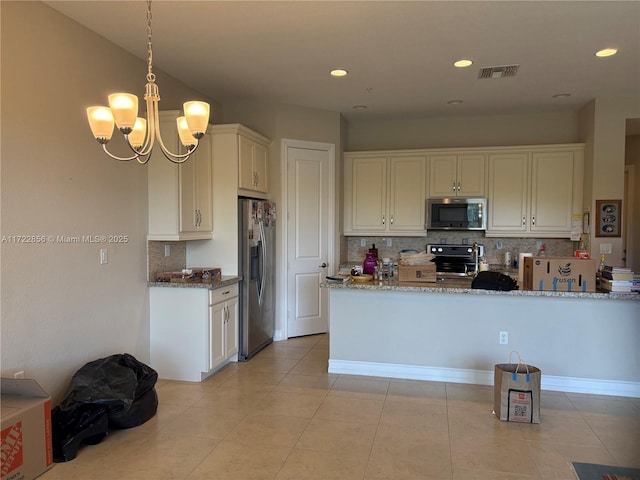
[100,248,108,264]
[499,331,509,345]
[496,240,503,250]
[13,370,24,379]
[360,238,366,247]
[386,238,392,247]
[164,244,171,257]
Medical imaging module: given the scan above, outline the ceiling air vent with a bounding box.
[478,64,520,79]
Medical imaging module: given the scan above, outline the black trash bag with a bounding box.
[52,404,109,462]
[52,353,158,462]
[471,271,519,291]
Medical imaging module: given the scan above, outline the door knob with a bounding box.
[319,262,328,268]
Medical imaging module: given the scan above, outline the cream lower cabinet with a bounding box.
[428,154,486,197]
[148,111,213,240]
[486,145,584,238]
[344,153,427,236]
[209,284,239,370]
[149,283,238,382]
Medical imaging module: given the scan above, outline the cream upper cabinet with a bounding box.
[428,154,486,197]
[486,145,584,238]
[239,133,268,194]
[344,153,426,236]
[180,129,213,234]
[487,152,530,234]
[211,124,270,199]
[148,111,213,241]
[529,150,582,234]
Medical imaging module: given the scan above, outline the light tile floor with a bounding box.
[41,334,640,480]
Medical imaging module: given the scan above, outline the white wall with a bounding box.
[345,111,580,151]
[329,288,640,397]
[0,2,217,403]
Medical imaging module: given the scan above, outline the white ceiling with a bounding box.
[45,1,640,129]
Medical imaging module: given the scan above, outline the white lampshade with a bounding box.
[108,93,138,130]
[128,117,147,148]
[87,106,115,141]
[183,101,209,135]
[177,116,196,147]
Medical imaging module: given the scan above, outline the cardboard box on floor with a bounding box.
[1,378,53,480]
[523,257,596,292]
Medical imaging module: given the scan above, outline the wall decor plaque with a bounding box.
[595,199,621,237]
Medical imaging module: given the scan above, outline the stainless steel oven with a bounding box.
[427,244,484,277]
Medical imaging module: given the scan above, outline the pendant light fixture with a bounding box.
[86,0,210,164]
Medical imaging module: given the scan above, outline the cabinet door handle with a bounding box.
[452,182,456,192]
[390,215,394,225]
[382,215,385,226]
[531,216,536,226]
[457,182,461,191]
[522,216,526,226]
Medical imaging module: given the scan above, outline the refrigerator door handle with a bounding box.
[258,220,267,306]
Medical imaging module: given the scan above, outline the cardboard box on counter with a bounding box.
[397,264,437,283]
[156,267,221,283]
[1,378,53,480]
[523,257,596,292]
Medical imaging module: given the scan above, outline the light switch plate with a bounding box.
[600,243,612,254]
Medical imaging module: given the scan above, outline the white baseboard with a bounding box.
[328,359,640,398]
[273,329,286,341]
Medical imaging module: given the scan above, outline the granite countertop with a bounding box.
[148,275,242,289]
[322,277,639,301]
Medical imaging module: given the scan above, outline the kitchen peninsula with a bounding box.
[323,280,640,398]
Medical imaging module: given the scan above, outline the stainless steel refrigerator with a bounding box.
[238,198,276,361]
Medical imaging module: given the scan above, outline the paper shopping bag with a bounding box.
[494,352,541,423]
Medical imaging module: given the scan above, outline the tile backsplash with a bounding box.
[345,233,575,265]
[148,241,186,281]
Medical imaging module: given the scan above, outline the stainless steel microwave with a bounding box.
[426,198,487,230]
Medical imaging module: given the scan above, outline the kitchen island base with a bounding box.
[328,287,640,398]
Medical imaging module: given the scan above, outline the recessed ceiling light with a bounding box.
[595,48,618,57]
[454,59,473,68]
[552,93,571,99]
[352,105,368,110]
[330,69,348,77]
[447,100,464,105]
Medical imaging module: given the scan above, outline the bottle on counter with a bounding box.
[503,250,511,267]
[369,243,378,259]
[598,254,606,272]
[512,247,519,268]
[479,256,489,271]
[363,252,377,275]
[537,243,546,257]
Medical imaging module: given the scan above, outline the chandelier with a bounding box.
[86,0,210,164]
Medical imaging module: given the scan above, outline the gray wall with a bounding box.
[0,1,218,402]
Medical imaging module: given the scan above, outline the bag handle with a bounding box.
[508,350,531,381]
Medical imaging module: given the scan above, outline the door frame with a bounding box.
[279,138,336,340]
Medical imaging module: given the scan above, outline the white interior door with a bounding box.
[285,143,333,338]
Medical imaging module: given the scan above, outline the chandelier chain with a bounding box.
[146,0,155,83]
